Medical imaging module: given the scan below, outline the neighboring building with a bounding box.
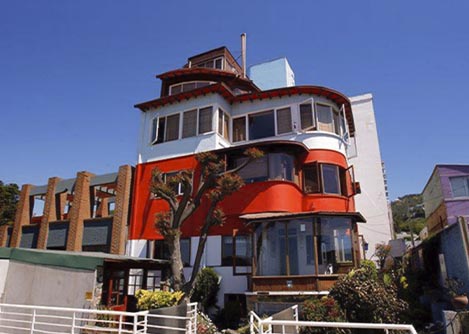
[347,94,394,259]
[249,57,295,90]
[422,164,469,235]
[130,46,366,312]
[0,165,133,255]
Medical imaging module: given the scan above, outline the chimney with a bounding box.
[241,33,247,78]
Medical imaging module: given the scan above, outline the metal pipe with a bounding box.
[241,33,247,78]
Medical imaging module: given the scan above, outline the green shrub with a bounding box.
[301,297,347,334]
[329,262,408,323]
[135,289,184,310]
[191,267,220,310]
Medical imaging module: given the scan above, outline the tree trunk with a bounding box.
[167,233,186,291]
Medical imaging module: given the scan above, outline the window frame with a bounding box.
[303,162,352,197]
[222,231,252,276]
[299,99,316,131]
[450,176,469,198]
[169,81,214,96]
[217,108,230,141]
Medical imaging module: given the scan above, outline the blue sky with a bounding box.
[1,1,468,200]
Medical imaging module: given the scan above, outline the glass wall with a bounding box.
[234,153,295,183]
[254,217,353,276]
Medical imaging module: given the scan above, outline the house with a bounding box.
[422,164,469,236]
[129,46,367,312]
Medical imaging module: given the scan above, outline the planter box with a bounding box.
[147,303,188,334]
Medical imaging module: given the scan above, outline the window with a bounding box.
[198,106,213,134]
[304,163,349,196]
[276,107,292,134]
[222,235,252,274]
[150,117,166,145]
[317,217,353,273]
[450,176,469,198]
[165,114,180,141]
[155,238,191,266]
[300,102,315,130]
[182,109,197,138]
[195,57,224,70]
[169,81,213,95]
[163,171,191,195]
[234,153,295,183]
[317,104,334,132]
[218,109,230,141]
[233,117,246,142]
[249,110,275,140]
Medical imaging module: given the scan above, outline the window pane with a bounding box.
[236,156,268,182]
[215,58,223,69]
[304,164,320,193]
[276,107,292,134]
[268,153,294,181]
[450,177,469,197]
[300,103,314,130]
[340,168,348,196]
[182,82,196,92]
[198,107,213,134]
[170,84,182,95]
[223,113,230,141]
[317,104,333,132]
[322,164,340,194]
[181,239,191,266]
[248,110,275,140]
[233,117,246,142]
[218,109,223,136]
[165,114,180,141]
[196,81,210,89]
[151,117,158,144]
[157,118,166,143]
[333,110,341,135]
[182,110,197,138]
[235,236,252,266]
[222,236,233,266]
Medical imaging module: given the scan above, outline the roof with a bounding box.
[239,211,366,222]
[135,84,356,135]
[0,247,169,271]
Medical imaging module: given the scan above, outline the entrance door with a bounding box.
[105,270,127,311]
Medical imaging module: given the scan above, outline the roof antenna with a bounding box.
[241,33,247,78]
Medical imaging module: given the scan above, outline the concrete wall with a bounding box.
[0,260,9,302]
[348,93,393,259]
[249,57,295,91]
[2,261,96,308]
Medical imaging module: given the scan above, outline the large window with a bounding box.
[450,176,469,198]
[276,107,293,134]
[182,109,197,138]
[198,106,213,134]
[195,57,223,70]
[254,217,353,277]
[249,110,275,140]
[303,163,350,196]
[301,102,346,136]
[234,153,295,183]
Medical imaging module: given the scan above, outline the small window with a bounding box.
[248,110,275,140]
[150,117,159,144]
[450,176,469,198]
[151,117,166,145]
[317,104,333,132]
[300,103,315,130]
[218,109,230,141]
[222,235,252,270]
[233,117,246,142]
[333,110,341,135]
[215,58,223,69]
[198,106,213,134]
[182,109,197,138]
[276,107,292,134]
[165,114,180,141]
[322,164,340,194]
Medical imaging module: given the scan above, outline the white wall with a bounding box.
[0,260,9,302]
[2,261,96,308]
[348,93,393,260]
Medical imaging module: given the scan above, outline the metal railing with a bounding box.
[0,302,197,334]
[249,305,417,334]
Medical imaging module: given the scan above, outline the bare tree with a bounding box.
[150,148,263,294]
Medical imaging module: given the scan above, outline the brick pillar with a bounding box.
[36,177,61,249]
[96,197,109,218]
[0,225,9,247]
[66,172,93,252]
[9,184,33,248]
[111,165,133,255]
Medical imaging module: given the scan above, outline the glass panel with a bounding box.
[322,164,340,194]
[317,217,353,275]
[182,82,196,92]
[170,84,182,95]
[151,117,158,144]
[450,176,469,197]
[236,156,268,183]
[181,238,191,266]
[222,236,233,266]
[233,117,246,142]
[248,110,275,140]
[304,164,320,193]
[333,110,341,135]
[268,153,294,181]
[317,104,333,132]
[234,235,252,274]
[223,113,230,141]
[196,81,210,88]
[218,109,223,136]
[300,103,314,130]
[198,106,213,134]
[276,107,292,134]
[156,118,165,143]
[256,222,283,276]
[215,58,223,69]
[165,114,180,141]
[182,109,197,138]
